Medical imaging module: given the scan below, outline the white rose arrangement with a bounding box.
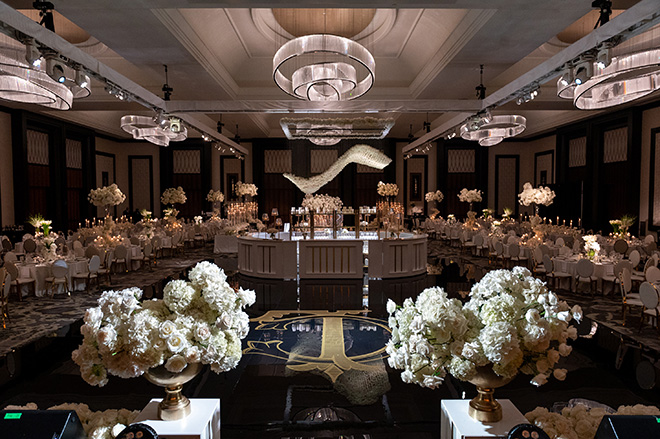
[526,403,660,439]
[3,402,139,439]
[72,262,256,387]
[234,181,258,197]
[377,181,399,197]
[458,188,483,203]
[386,267,582,389]
[194,215,203,225]
[425,190,444,203]
[207,189,225,203]
[301,193,344,213]
[518,182,556,207]
[88,184,126,208]
[161,186,187,205]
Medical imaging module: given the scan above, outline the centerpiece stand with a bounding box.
[441,399,528,439]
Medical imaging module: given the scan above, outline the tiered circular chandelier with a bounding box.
[460,114,527,147]
[273,34,375,101]
[574,48,660,110]
[120,114,187,147]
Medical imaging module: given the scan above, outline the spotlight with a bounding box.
[24,40,41,68]
[595,46,612,70]
[573,58,594,85]
[74,68,89,89]
[447,132,456,139]
[168,117,182,133]
[45,54,66,83]
[558,68,574,87]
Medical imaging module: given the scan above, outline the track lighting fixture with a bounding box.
[45,54,66,83]
[595,46,612,70]
[573,58,594,85]
[74,67,89,89]
[24,40,41,68]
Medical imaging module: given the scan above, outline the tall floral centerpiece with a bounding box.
[458,188,483,217]
[302,194,344,228]
[89,184,126,217]
[386,267,582,422]
[425,190,444,219]
[207,189,224,215]
[610,214,635,238]
[72,262,256,421]
[161,187,187,211]
[28,213,52,237]
[377,181,399,201]
[234,181,257,200]
[583,235,600,261]
[518,182,555,217]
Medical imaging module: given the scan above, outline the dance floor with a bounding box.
[0,241,659,438]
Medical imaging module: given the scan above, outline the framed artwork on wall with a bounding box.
[227,173,239,200]
[410,173,422,201]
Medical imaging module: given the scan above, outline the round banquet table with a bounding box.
[17,258,89,296]
[551,256,615,293]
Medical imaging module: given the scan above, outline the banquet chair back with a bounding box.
[1,239,11,252]
[85,245,98,260]
[613,239,628,254]
[539,244,550,256]
[4,252,17,263]
[644,234,656,244]
[74,247,85,258]
[142,243,153,270]
[113,245,128,272]
[643,258,655,275]
[130,236,140,246]
[621,268,632,298]
[555,237,565,247]
[639,282,660,332]
[54,236,65,248]
[73,240,83,250]
[88,255,101,274]
[559,246,571,256]
[646,241,658,254]
[646,266,660,283]
[614,261,633,280]
[533,247,543,265]
[629,250,641,269]
[23,238,36,253]
[576,259,595,278]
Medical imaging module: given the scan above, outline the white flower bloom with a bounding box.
[167,332,187,353]
[530,373,548,386]
[159,320,177,339]
[165,354,188,373]
[558,343,572,356]
[386,299,396,314]
[553,368,567,381]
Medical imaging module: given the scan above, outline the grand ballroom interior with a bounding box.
[1,0,660,438]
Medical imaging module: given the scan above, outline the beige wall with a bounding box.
[396,141,437,206]
[0,111,13,226]
[95,137,162,217]
[639,106,660,226]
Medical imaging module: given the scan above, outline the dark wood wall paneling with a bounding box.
[437,139,489,218]
[251,138,396,224]
[556,108,642,233]
[11,110,96,232]
[649,127,660,232]
[160,141,211,219]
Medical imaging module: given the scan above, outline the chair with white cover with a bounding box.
[0,267,9,328]
[73,255,100,294]
[462,232,476,254]
[621,269,643,326]
[5,261,35,301]
[3,252,18,263]
[495,241,507,268]
[644,234,656,244]
[613,239,629,255]
[639,281,660,333]
[559,245,571,257]
[113,245,128,273]
[45,260,70,298]
[543,254,571,290]
[646,266,660,283]
[194,225,205,247]
[539,244,550,256]
[532,247,546,278]
[509,243,527,268]
[629,250,641,272]
[85,245,99,260]
[152,237,163,260]
[140,243,154,271]
[555,237,565,247]
[23,238,37,255]
[575,259,598,295]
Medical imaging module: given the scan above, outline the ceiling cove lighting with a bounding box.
[273,34,375,101]
[0,47,72,110]
[460,113,526,147]
[574,47,660,110]
[120,114,187,147]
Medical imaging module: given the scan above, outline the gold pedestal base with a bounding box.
[158,384,192,421]
[468,386,502,423]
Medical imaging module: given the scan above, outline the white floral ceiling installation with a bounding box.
[280,117,395,145]
[284,144,391,194]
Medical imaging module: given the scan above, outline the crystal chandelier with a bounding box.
[0,47,72,110]
[120,114,187,146]
[460,114,526,146]
[273,34,375,101]
[574,47,660,110]
[280,117,394,145]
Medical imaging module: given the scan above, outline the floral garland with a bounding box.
[88,184,126,208]
[425,190,444,203]
[72,262,256,386]
[207,189,225,203]
[526,403,660,439]
[377,181,399,197]
[386,267,582,389]
[161,186,187,205]
[458,188,482,203]
[234,181,258,197]
[301,193,344,213]
[518,182,556,207]
[3,402,139,439]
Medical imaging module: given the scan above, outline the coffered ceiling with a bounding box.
[1,0,658,145]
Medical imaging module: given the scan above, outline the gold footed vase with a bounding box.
[467,366,515,423]
[145,362,203,421]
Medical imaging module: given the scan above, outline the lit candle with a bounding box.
[557,216,559,224]
[578,218,581,227]
[570,220,573,227]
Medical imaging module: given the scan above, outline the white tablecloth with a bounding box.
[552,256,615,293]
[213,235,238,254]
[18,259,89,296]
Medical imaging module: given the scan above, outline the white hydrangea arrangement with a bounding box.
[377,181,399,197]
[301,193,344,213]
[518,182,556,207]
[458,188,483,203]
[386,267,582,389]
[161,186,187,205]
[88,184,126,208]
[234,181,258,197]
[3,402,139,439]
[583,235,600,260]
[72,261,256,387]
[526,404,660,439]
[207,189,225,203]
[425,190,444,203]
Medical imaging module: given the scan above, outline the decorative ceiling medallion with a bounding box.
[284,144,391,194]
[574,48,660,110]
[460,114,526,147]
[120,115,187,147]
[0,48,72,110]
[273,34,375,101]
[280,117,395,145]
